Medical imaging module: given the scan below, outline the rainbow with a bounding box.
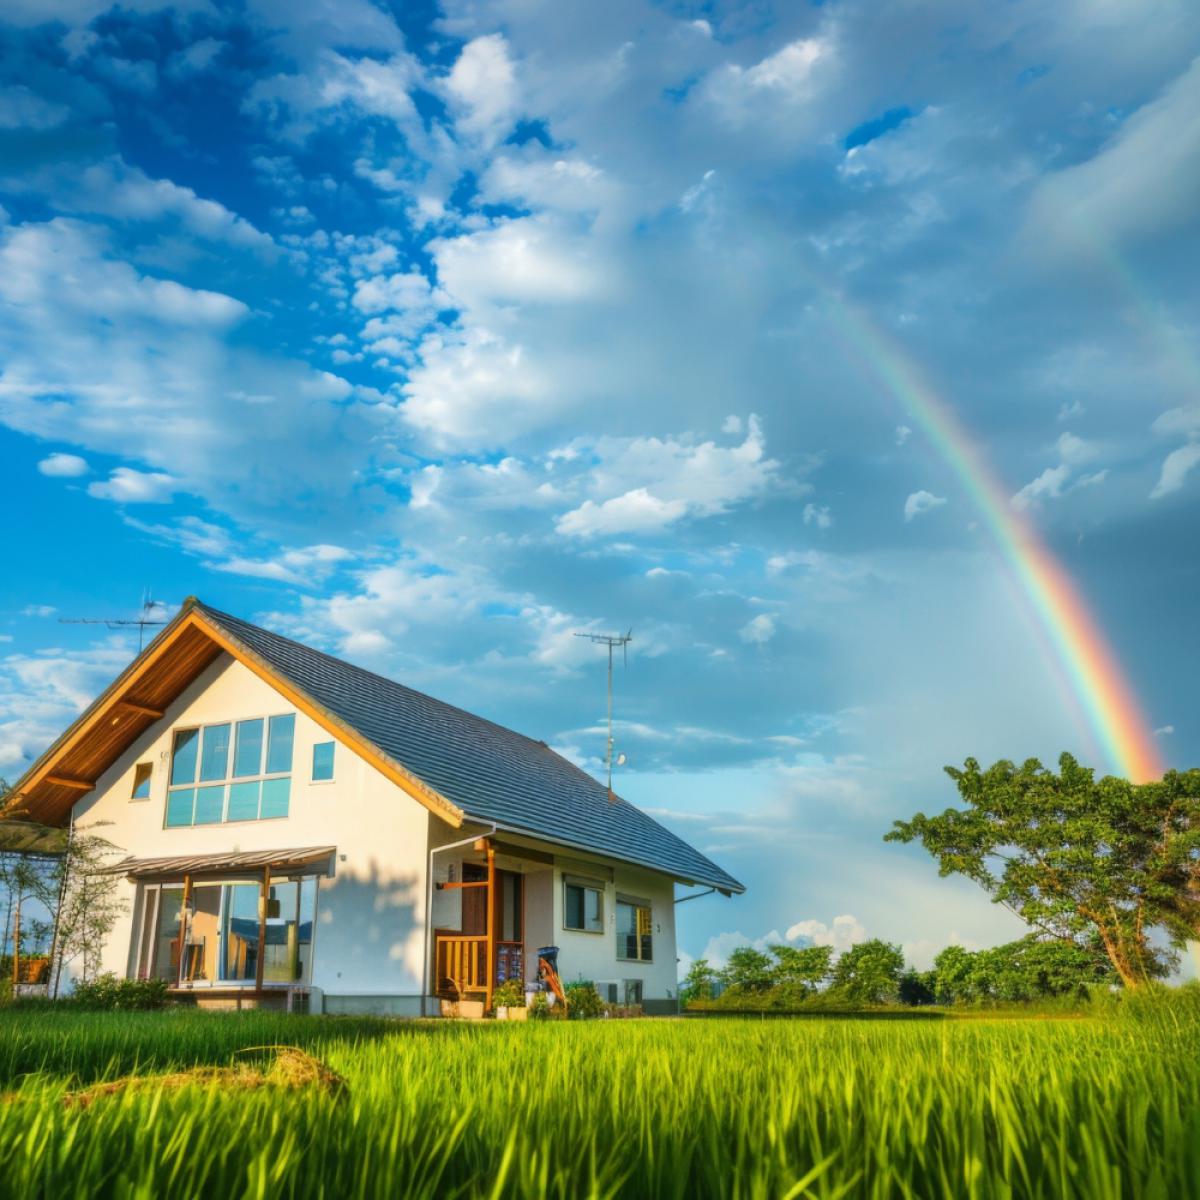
[821,296,1163,783]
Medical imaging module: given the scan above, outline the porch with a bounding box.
[433,839,529,1011]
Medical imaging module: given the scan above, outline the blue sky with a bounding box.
[2,0,1199,972]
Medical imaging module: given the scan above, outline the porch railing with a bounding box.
[435,933,524,998]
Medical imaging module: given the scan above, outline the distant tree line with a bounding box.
[681,932,1111,1010]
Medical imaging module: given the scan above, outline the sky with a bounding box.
[1,0,1199,975]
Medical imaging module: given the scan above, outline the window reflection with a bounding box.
[140,877,317,987]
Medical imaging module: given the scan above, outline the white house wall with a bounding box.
[73,652,431,1009]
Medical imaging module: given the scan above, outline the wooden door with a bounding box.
[461,863,487,935]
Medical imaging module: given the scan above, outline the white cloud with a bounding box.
[0,218,379,520]
[87,468,178,504]
[555,415,782,539]
[700,37,829,131]
[210,543,354,587]
[1150,442,1200,499]
[0,84,70,131]
[37,452,89,477]
[1012,433,1106,509]
[802,502,832,529]
[1025,56,1200,256]
[904,490,946,521]
[1150,404,1200,499]
[21,605,56,618]
[784,914,867,955]
[895,425,912,446]
[441,34,517,144]
[556,488,687,539]
[59,158,275,253]
[739,613,776,644]
[1154,724,1175,737]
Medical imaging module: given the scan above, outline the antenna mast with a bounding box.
[59,589,169,653]
[574,629,633,798]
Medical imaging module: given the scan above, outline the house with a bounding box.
[3,599,743,1014]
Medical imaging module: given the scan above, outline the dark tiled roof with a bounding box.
[197,602,743,893]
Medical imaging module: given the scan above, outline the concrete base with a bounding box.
[321,994,427,1017]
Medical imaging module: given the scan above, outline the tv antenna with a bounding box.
[575,629,632,798]
[59,589,170,652]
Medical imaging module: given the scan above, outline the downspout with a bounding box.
[422,823,497,1016]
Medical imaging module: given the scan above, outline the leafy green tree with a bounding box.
[897,969,937,1006]
[680,958,718,1003]
[722,947,774,993]
[768,944,834,997]
[932,937,1114,1004]
[830,939,905,1004]
[887,755,1200,988]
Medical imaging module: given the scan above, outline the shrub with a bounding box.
[70,974,170,1011]
[527,992,553,1020]
[492,980,526,1010]
[564,982,604,1020]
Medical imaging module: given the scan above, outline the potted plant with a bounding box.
[493,979,528,1021]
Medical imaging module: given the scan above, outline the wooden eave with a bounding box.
[2,602,464,830]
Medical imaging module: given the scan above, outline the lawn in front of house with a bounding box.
[0,1000,1196,1198]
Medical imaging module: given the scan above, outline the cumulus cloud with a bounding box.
[1150,404,1200,499]
[1011,432,1107,511]
[904,490,946,521]
[739,613,776,644]
[555,415,782,539]
[1150,443,1200,499]
[440,34,518,143]
[37,452,88,477]
[87,468,178,504]
[784,914,867,954]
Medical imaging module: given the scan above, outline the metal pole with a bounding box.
[606,640,614,795]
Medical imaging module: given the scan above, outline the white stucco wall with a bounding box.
[73,653,431,1004]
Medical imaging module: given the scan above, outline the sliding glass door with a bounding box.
[134,877,317,988]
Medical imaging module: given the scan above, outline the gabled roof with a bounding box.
[5,599,744,894]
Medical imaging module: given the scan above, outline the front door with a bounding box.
[461,863,488,935]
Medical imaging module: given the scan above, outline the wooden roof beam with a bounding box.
[116,699,164,719]
[45,774,95,792]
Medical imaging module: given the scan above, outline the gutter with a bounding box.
[421,822,497,1016]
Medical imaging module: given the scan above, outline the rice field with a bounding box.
[0,999,1197,1199]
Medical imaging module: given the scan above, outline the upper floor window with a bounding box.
[131,762,153,801]
[166,714,295,828]
[616,898,652,962]
[311,741,335,782]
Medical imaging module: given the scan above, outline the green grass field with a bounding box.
[0,999,1197,1199]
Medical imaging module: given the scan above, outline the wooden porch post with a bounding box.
[484,843,495,1012]
[255,865,271,994]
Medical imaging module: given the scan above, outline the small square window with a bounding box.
[131,762,153,800]
[312,741,335,782]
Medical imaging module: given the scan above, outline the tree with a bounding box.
[721,947,774,993]
[886,755,1200,989]
[931,937,1113,1004]
[680,958,718,1003]
[768,944,834,997]
[830,939,905,1003]
[897,969,936,1006]
[41,827,126,995]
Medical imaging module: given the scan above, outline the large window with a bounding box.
[564,878,604,933]
[166,715,295,827]
[616,898,652,962]
[133,877,317,986]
